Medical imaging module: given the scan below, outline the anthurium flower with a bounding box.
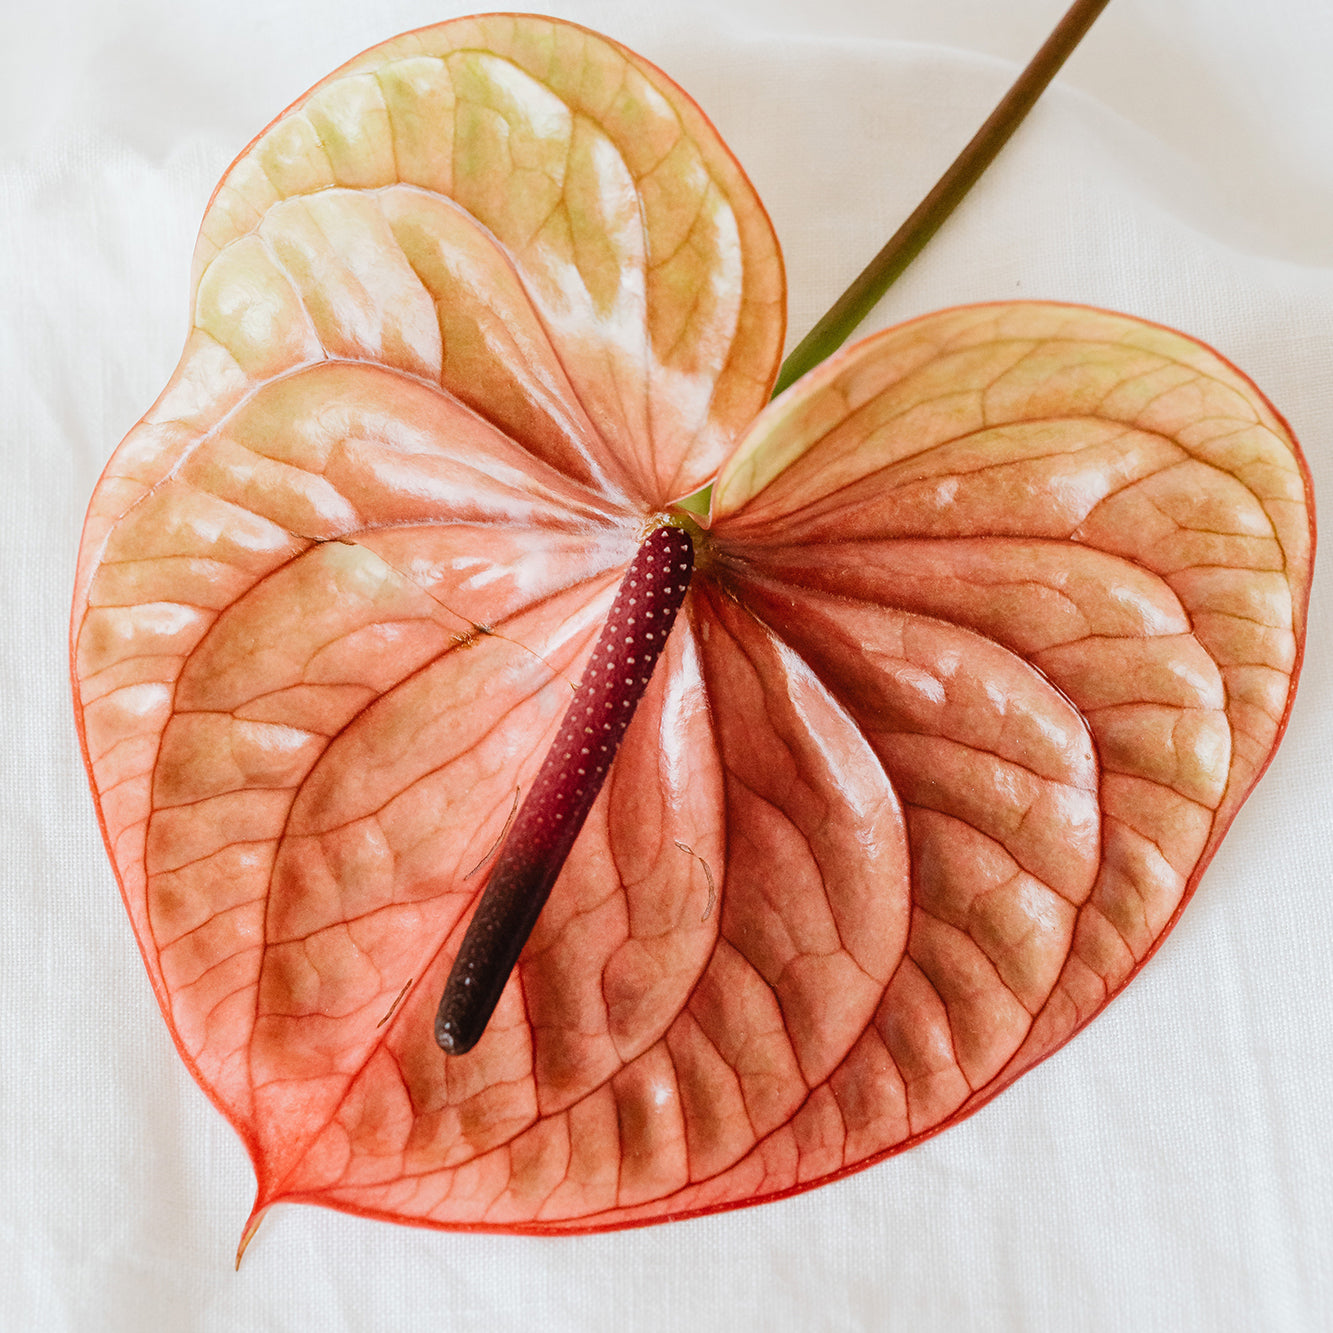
[71,14,1313,1239]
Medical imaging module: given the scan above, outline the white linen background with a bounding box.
[3,0,1330,1327]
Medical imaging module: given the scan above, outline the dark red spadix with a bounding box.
[435,523,696,1054]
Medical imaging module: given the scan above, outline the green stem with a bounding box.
[773,0,1113,396]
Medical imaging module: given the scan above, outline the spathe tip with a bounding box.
[235,1203,268,1270]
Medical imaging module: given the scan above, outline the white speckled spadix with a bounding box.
[435,524,695,1055]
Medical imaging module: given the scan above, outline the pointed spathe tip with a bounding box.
[235,1202,268,1270]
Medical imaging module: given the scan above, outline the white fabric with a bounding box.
[4,0,1331,1327]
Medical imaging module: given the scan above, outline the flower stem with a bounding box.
[772,0,1113,396]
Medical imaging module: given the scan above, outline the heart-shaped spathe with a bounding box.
[71,14,1313,1235]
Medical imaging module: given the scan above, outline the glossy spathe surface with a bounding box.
[70,15,1313,1235]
